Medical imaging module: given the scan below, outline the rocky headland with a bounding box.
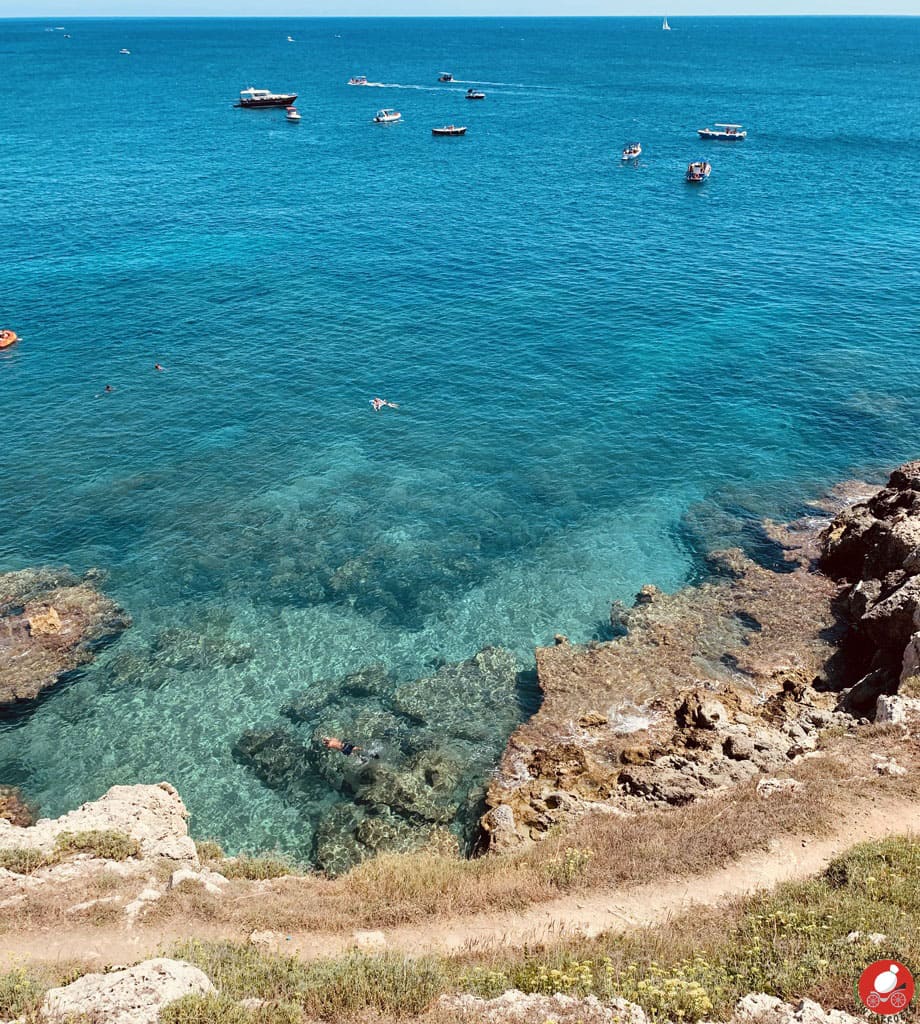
[480,460,920,851]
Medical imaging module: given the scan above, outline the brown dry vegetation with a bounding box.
[2,726,916,943]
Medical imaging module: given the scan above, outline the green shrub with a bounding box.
[160,993,303,1023]
[219,856,296,881]
[173,941,445,1020]
[544,846,595,888]
[195,840,225,861]
[0,848,53,874]
[54,830,140,861]
[0,967,46,1017]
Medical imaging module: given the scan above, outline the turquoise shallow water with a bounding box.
[1,16,919,861]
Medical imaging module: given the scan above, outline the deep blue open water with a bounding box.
[1,16,919,860]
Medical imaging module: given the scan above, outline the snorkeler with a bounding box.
[322,736,379,760]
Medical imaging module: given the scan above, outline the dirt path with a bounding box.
[3,797,918,969]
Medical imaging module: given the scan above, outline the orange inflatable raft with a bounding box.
[0,330,19,349]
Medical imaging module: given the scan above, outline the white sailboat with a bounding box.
[662,16,671,30]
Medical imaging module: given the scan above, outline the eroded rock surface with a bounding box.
[819,460,920,709]
[0,781,197,864]
[41,957,214,1024]
[0,567,130,708]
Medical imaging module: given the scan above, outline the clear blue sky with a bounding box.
[4,1,919,18]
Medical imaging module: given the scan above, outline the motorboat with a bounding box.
[697,123,746,141]
[432,125,466,136]
[119,48,130,54]
[686,160,711,182]
[287,35,295,42]
[662,16,671,30]
[621,143,642,160]
[348,76,368,86]
[236,87,298,108]
[438,72,453,82]
[286,106,301,122]
[0,330,20,350]
[465,88,485,100]
[373,108,402,123]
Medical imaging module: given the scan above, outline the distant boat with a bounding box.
[621,143,642,160]
[686,160,711,182]
[235,87,298,108]
[286,106,301,122]
[438,72,454,82]
[348,76,368,86]
[465,88,486,100]
[432,124,466,136]
[119,48,130,55]
[287,35,295,42]
[373,108,402,123]
[697,123,747,141]
[662,16,671,30]
[0,330,20,350]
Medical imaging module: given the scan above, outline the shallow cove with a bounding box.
[1,16,919,864]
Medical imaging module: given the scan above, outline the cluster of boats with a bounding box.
[619,122,745,183]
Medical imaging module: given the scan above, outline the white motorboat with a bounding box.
[287,35,295,42]
[373,108,401,123]
[348,76,368,86]
[286,106,301,122]
[119,48,130,54]
[686,160,711,182]
[697,123,747,141]
[621,143,642,160]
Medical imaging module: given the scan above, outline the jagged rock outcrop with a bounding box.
[0,786,34,827]
[0,567,130,708]
[40,958,214,1024]
[819,461,920,711]
[0,781,197,864]
[481,533,847,848]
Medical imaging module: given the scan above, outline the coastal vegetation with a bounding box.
[0,829,139,875]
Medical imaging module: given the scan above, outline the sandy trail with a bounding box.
[3,797,918,969]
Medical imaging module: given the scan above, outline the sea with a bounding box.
[1,15,919,862]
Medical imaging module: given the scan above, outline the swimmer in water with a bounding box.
[155,363,164,371]
[95,384,116,397]
[322,736,379,760]
[370,397,399,412]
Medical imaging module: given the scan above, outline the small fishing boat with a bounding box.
[286,106,301,122]
[432,125,467,136]
[348,76,368,86]
[119,48,130,54]
[0,330,20,350]
[697,123,746,141]
[465,88,485,100]
[621,143,642,160]
[686,160,711,182]
[236,87,298,108]
[373,108,401,123]
[662,16,671,30]
[438,72,454,82]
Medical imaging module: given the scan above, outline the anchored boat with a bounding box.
[0,330,20,350]
[286,106,301,122]
[432,125,467,136]
[697,123,746,141]
[686,160,711,182]
[621,143,642,160]
[465,88,485,100]
[373,108,402,123]
[236,87,298,108]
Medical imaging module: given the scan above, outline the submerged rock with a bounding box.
[0,567,131,708]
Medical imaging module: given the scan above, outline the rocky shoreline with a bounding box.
[2,462,919,870]
[480,460,920,851]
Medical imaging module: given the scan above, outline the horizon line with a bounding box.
[6,12,919,17]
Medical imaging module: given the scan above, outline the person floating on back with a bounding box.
[370,397,399,412]
[155,363,165,372]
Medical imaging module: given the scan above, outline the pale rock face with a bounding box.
[901,632,920,683]
[756,777,803,798]
[872,755,908,777]
[169,867,228,895]
[41,958,215,1024]
[441,991,647,1024]
[875,695,907,725]
[0,782,198,865]
[734,994,864,1024]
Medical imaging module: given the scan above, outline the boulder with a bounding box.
[875,694,907,725]
[41,958,214,1024]
[0,785,34,827]
[440,990,647,1024]
[733,994,863,1024]
[756,777,803,798]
